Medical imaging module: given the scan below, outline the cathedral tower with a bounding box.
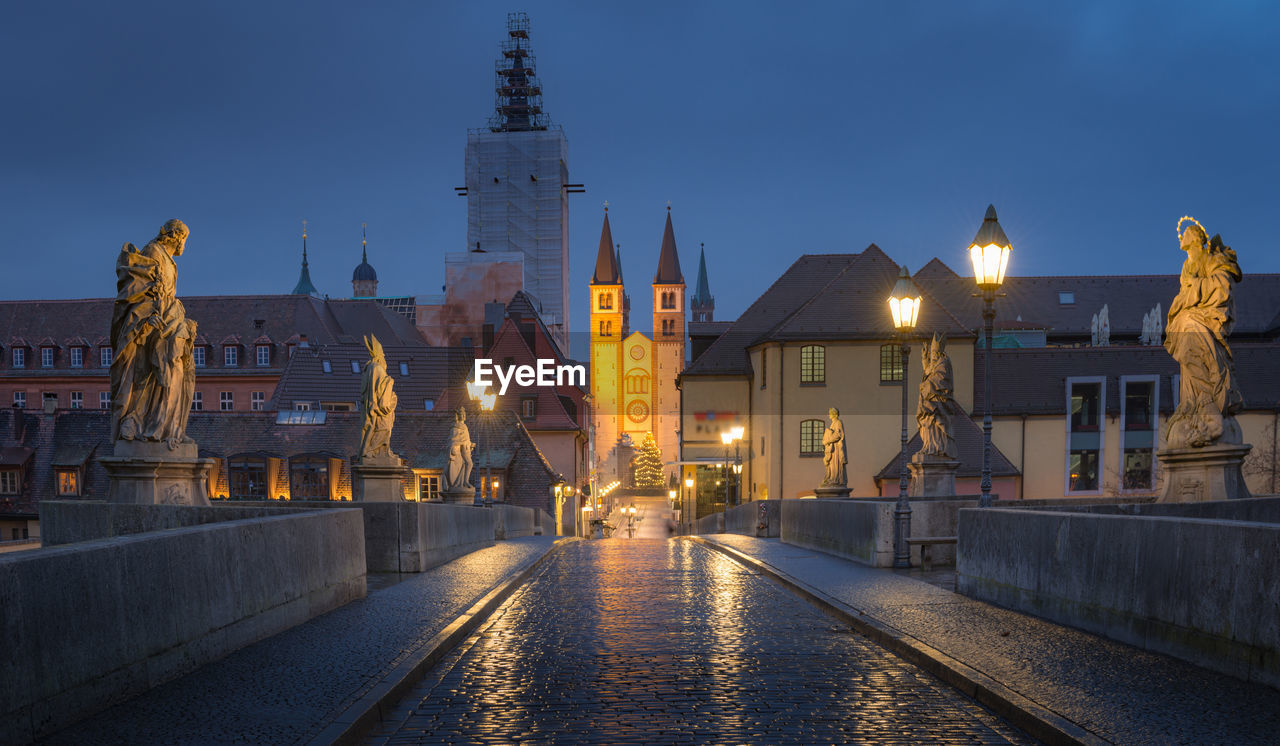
[690,243,714,322]
[651,207,686,469]
[590,207,624,471]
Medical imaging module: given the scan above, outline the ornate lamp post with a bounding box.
[968,205,1012,508]
[719,426,745,515]
[684,475,694,531]
[888,265,922,569]
[466,381,498,506]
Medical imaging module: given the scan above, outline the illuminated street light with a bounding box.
[468,381,498,507]
[888,265,921,569]
[969,205,1012,508]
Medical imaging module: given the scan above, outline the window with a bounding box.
[1066,379,1105,493]
[1059,292,1075,305]
[599,293,612,310]
[879,344,903,382]
[256,345,270,367]
[0,470,18,494]
[229,457,267,499]
[191,391,203,410]
[70,391,83,409]
[625,374,648,394]
[424,399,435,411]
[224,346,238,367]
[220,391,234,411]
[56,470,79,496]
[349,361,359,373]
[800,345,825,384]
[70,347,83,368]
[800,419,824,456]
[251,391,265,411]
[12,348,24,368]
[41,348,53,368]
[193,346,206,367]
[43,392,57,408]
[289,457,330,500]
[13,391,25,408]
[100,347,113,367]
[1121,377,1159,491]
[661,291,676,310]
[99,392,110,409]
[294,401,312,411]
[522,397,537,420]
[400,362,409,376]
[418,473,441,501]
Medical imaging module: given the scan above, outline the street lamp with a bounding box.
[888,265,922,569]
[720,426,744,514]
[684,475,694,532]
[969,204,1012,508]
[467,380,498,506]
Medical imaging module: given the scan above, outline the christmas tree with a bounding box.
[632,432,665,487]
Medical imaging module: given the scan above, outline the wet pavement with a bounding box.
[368,539,1034,744]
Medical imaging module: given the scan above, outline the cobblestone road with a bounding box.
[369,539,1035,744]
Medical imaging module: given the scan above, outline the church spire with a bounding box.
[691,242,714,322]
[489,12,550,132]
[591,204,620,285]
[653,205,684,285]
[292,220,319,296]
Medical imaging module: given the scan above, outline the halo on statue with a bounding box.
[1177,215,1206,243]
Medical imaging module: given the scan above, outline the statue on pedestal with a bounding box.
[357,335,398,462]
[821,407,847,488]
[916,333,958,459]
[1164,218,1244,449]
[444,408,475,494]
[110,219,197,449]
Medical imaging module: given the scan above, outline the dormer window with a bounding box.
[99,347,113,367]
[12,348,25,369]
[256,344,270,367]
[193,346,206,368]
[224,346,238,367]
[41,347,54,368]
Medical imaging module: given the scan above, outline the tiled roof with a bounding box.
[0,295,428,375]
[653,210,684,285]
[682,254,862,376]
[270,344,473,413]
[874,409,1020,482]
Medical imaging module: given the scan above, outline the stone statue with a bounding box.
[444,408,475,492]
[110,219,198,449]
[357,334,398,461]
[1164,218,1244,449]
[821,407,847,487]
[1091,304,1111,347]
[1140,303,1164,346]
[917,333,959,459]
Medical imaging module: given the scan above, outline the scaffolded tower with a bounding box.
[464,12,572,346]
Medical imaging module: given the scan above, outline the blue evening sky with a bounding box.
[1,2,1276,345]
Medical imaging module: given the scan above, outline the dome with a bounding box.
[352,259,377,282]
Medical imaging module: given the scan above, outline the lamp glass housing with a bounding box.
[969,243,1011,289]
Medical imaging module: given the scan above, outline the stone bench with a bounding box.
[907,535,957,571]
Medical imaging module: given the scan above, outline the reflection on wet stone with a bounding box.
[371,540,1033,744]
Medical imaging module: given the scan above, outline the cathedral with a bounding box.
[590,206,687,481]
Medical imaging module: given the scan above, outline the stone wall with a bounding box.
[694,511,724,535]
[780,498,977,567]
[1,509,365,743]
[40,501,290,545]
[493,504,538,539]
[957,507,1280,689]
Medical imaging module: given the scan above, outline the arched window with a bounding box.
[799,420,824,456]
[599,320,611,337]
[800,345,825,383]
[289,456,330,500]
[599,293,613,310]
[879,344,903,382]
[661,291,677,310]
[228,456,268,499]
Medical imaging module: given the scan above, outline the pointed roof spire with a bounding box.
[591,206,620,285]
[653,206,684,285]
[615,243,624,283]
[292,220,319,296]
[352,222,377,282]
[691,242,712,305]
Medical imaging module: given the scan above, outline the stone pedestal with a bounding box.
[814,485,852,499]
[352,453,407,502]
[101,440,214,506]
[908,454,961,497]
[441,487,477,505]
[1156,443,1252,503]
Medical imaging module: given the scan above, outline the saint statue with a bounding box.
[917,333,959,459]
[1164,217,1244,449]
[110,219,198,449]
[445,408,475,492]
[357,335,398,461]
[821,407,847,487]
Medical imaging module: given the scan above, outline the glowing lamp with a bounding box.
[684,477,693,488]
[968,204,1012,290]
[730,425,745,441]
[888,266,922,331]
[466,380,486,400]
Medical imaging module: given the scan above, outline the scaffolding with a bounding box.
[488,12,550,133]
